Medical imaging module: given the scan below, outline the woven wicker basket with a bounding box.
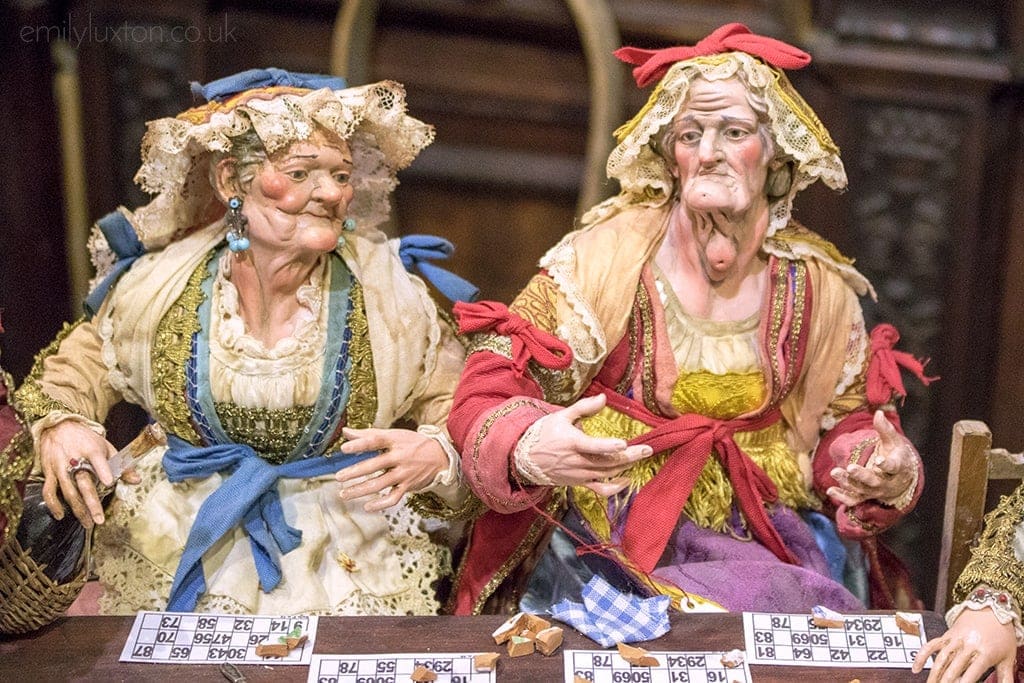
[0,532,89,634]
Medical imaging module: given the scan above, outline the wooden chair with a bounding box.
[934,419,1024,612]
[328,0,625,219]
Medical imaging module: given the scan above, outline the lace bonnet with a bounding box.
[125,69,435,248]
[586,24,847,237]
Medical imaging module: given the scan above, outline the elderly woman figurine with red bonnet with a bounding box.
[7,69,475,622]
[447,24,933,615]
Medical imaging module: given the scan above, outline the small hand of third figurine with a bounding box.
[827,409,918,508]
[912,605,1019,682]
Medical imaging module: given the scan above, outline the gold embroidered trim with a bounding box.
[0,431,33,535]
[151,254,210,444]
[452,490,565,616]
[408,490,486,521]
[848,436,879,465]
[784,261,808,397]
[465,333,573,404]
[954,484,1024,606]
[510,274,560,333]
[214,403,315,464]
[466,333,512,361]
[634,280,657,410]
[12,320,84,423]
[766,259,808,400]
[343,281,377,432]
[470,399,548,511]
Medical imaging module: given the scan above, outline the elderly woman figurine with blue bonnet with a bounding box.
[447,24,932,616]
[7,69,476,621]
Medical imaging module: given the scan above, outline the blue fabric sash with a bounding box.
[166,250,363,611]
[399,234,479,303]
[163,436,376,612]
[84,211,146,317]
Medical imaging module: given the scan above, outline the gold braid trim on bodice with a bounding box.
[953,483,1024,607]
[151,255,377,462]
[151,254,210,444]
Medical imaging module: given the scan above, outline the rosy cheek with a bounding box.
[258,171,289,199]
[255,171,309,213]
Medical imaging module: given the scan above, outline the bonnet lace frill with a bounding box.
[88,81,435,287]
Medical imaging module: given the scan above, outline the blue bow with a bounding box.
[190,68,347,103]
[84,211,146,318]
[399,234,479,303]
[162,435,376,612]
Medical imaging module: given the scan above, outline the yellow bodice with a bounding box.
[575,369,816,540]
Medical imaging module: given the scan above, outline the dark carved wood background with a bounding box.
[1,0,1022,609]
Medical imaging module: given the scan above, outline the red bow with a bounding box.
[614,23,811,88]
[866,323,938,406]
[453,300,572,376]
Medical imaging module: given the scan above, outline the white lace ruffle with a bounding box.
[585,52,847,238]
[209,252,327,409]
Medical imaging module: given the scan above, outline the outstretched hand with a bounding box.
[37,420,139,528]
[525,394,653,496]
[827,409,918,507]
[912,606,1019,682]
[335,427,448,512]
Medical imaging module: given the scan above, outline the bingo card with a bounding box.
[120,611,318,665]
[564,649,752,683]
[307,653,495,683]
[742,612,930,668]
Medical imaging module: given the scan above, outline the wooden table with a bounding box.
[1,612,943,681]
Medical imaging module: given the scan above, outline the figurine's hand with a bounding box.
[912,606,1018,682]
[37,421,118,528]
[335,427,448,512]
[827,410,917,507]
[526,394,652,496]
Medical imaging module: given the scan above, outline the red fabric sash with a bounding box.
[586,383,798,573]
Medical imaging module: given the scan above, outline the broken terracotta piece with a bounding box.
[473,652,500,672]
[410,664,437,682]
[534,626,564,656]
[616,641,659,666]
[255,642,290,658]
[507,635,535,657]
[894,612,921,637]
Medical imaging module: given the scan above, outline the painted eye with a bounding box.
[724,128,750,140]
[286,170,309,181]
[677,130,701,144]
[333,172,351,184]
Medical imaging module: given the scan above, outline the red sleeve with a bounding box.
[811,409,924,539]
[450,348,565,513]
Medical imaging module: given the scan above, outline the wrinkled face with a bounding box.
[671,77,771,218]
[243,131,355,254]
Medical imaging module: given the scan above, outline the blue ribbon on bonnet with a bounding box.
[399,234,479,303]
[84,211,146,318]
[162,435,376,612]
[191,68,347,103]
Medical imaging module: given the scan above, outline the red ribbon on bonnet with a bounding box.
[614,23,811,88]
[866,323,938,406]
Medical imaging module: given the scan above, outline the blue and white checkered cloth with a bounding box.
[549,575,671,647]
